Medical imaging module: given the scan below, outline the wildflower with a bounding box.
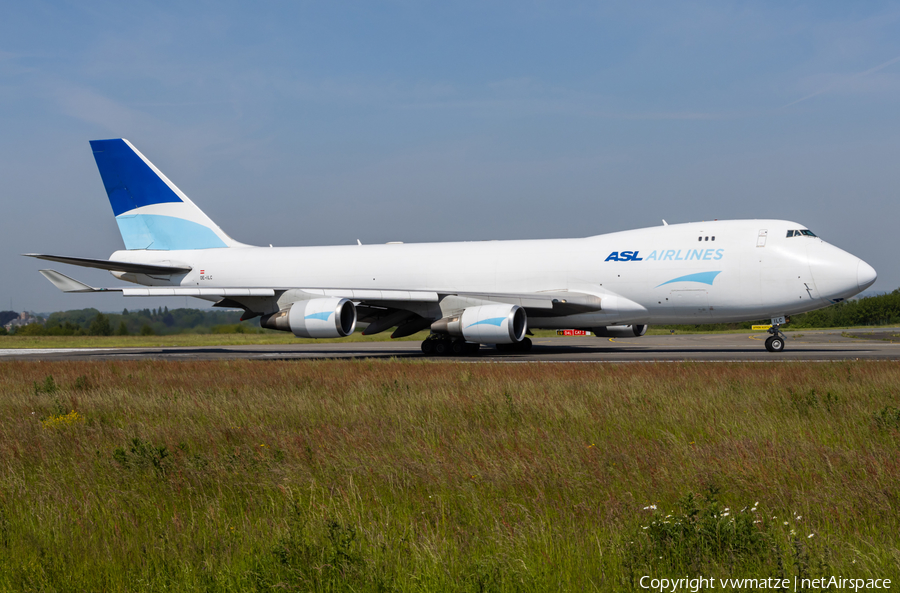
[795,515,801,521]
[751,507,757,512]
[754,501,759,506]
[722,512,730,517]
[783,521,789,526]
[642,526,648,530]
[41,410,84,429]
[808,533,815,539]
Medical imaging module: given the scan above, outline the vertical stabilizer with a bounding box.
[90,139,243,250]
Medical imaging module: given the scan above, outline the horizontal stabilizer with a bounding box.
[25,253,191,275]
[37,269,276,298]
[39,270,109,293]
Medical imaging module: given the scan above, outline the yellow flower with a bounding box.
[41,410,84,429]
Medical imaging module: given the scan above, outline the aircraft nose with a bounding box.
[857,260,877,291]
[807,242,868,301]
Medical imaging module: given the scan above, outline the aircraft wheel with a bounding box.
[434,340,450,355]
[517,337,533,352]
[765,336,785,352]
[495,343,512,353]
[421,340,435,355]
[464,342,481,355]
[451,340,466,355]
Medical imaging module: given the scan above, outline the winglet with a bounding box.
[39,269,111,293]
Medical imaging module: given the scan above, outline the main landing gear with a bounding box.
[420,335,481,356]
[765,324,786,353]
[419,335,533,356]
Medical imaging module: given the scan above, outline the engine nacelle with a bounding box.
[260,298,357,338]
[431,304,527,344]
[592,324,647,338]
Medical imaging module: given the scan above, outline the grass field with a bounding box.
[1,360,898,591]
[0,329,431,349]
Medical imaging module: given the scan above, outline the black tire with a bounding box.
[421,340,435,355]
[434,340,450,355]
[517,337,533,352]
[495,343,511,353]
[765,336,785,352]
[451,340,466,355]
[464,342,481,355]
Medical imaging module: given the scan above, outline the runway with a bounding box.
[1,328,898,362]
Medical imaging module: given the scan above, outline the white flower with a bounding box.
[722,512,730,517]
[642,526,648,530]
[783,521,789,526]
[650,504,657,510]
[808,533,814,538]
[795,515,801,521]
[751,507,757,512]
[754,501,759,506]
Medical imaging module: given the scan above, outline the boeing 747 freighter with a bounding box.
[28,139,877,354]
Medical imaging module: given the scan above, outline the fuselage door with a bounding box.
[756,229,768,247]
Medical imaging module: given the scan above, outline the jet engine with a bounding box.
[261,298,357,338]
[431,304,527,344]
[592,324,647,338]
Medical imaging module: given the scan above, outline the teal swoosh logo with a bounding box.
[305,311,334,321]
[657,271,721,288]
[466,317,505,328]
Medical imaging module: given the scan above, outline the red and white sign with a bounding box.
[557,329,591,336]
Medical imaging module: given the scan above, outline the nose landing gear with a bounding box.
[765,323,786,352]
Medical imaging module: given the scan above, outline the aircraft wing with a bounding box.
[36,269,601,314]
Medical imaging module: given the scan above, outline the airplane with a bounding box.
[27,138,877,355]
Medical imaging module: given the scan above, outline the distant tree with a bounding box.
[15,323,47,336]
[0,326,7,336]
[140,324,155,336]
[88,313,113,336]
[122,308,129,315]
[116,321,130,336]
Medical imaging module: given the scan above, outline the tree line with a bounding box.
[1,307,259,336]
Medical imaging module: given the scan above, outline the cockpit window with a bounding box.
[799,229,817,237]
[787,229,817,238]
[786,230,795,237]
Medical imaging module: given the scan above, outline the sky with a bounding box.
[2,1,899,313]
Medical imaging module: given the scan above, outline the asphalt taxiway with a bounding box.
[1,328,898,362]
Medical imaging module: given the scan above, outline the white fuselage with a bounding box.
[111,219,875,328]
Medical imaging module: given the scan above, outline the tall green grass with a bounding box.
[0,361,897,591]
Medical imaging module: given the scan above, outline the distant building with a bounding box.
[4,312,43,332]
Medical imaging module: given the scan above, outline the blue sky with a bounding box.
[2,1,899,312]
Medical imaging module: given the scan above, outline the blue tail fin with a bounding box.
[90,139,242,250]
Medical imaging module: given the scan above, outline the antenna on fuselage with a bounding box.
[662,220,668,226]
